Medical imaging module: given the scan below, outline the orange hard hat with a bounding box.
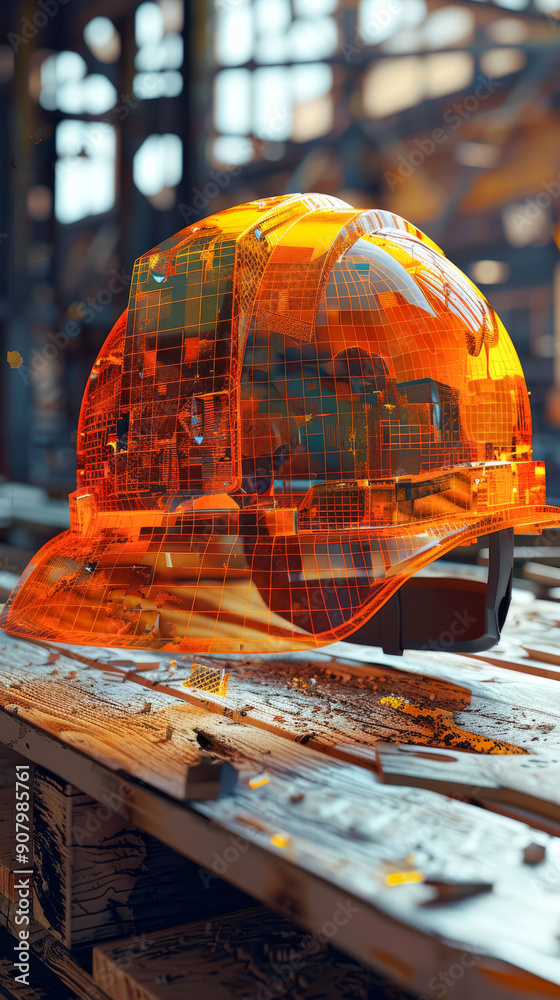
[3,193,560,654]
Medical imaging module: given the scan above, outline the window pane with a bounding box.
[294,0,338,13]
[55,122,116,224]
[289,17,338,60]
[133,134,183,196]
[135,2,164,46]
[255,0,291,33]
[214,69,252,134]
[426,51,473,98]
[215,7,253,65]
[291,62,332,101]
[253,66,291,140]
[213,135,254,164]
[359,0,426,45]
[364,57,425,116]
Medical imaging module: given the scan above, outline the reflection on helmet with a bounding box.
[2,193,559,653]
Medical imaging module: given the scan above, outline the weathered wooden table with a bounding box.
[1,580,560,1000]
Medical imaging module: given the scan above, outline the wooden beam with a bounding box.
[0,632,236,801]
[2,600,560,992]
[92,907,405,1000]
[375,742,560,824]
[32,766,251,950]
[3,699,560,994]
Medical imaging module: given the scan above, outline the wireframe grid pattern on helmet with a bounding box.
[2,193,559,653]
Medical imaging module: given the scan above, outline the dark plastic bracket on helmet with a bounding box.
[345,527,514,656]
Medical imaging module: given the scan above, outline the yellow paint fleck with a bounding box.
[270,832,291,848]
[7,351,23,369]
[248,773,270,789]
[385,871,424,887]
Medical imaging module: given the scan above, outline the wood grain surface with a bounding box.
[2,591,560,996]
[0,927,52,1000]
[0,632,234,800]
[3,673,560,995]
[32,767,252,949]
[375,742,560,823]
[93,906,414,1000]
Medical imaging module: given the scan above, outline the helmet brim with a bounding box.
[2,502,559,654]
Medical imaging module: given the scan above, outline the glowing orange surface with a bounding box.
[2,193,560,652]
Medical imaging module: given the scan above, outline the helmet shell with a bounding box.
[2,194,559,652]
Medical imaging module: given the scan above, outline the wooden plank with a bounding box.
[4,699,560,995]
[522,561,560,588]
[2,598,560,992]
[1,890,132,1000]
[318,641,560,755]
[92,906,411,1000]
[108,654,525,757]
[479,798,560,839]
[92,912,560,1000]
[25,636,541,760]
[32,766,253,949]
[41,637,493,757]
[30,933,113,1000]
[375,742,560,824]
[470,594,560,679]
[20,583,560,760]
[0,892,44,946]
[469,649,560,683]
[0,632,236,801]
[7,577,560,765]
[479,547,560,563]
[4,600,560,795]
[0,748,33,902]
[1,915,113,1000]
[0,927,51,1000]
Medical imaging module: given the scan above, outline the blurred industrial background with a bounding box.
[1,0,560,569]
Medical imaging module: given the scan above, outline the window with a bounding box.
[212,0,338,164]
[55,121,116,224]
[133,1,184,99]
